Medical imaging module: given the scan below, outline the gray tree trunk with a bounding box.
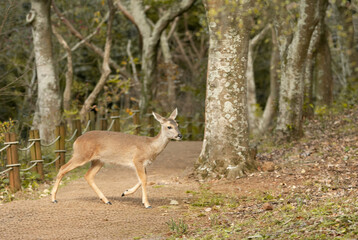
[196,0,255,179]
[52,26,73,112]
[160,31,178,110]
[259,27,280,133]
[27,0,61,142]
[275,0,323,139]
[117,0,195,113]
[315,25,333,106]
[303,0,329,117]
[246,25,270,134]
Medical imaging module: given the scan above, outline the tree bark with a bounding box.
[275,0,322,139]
[196,0,255,179]
[28,0,61,142]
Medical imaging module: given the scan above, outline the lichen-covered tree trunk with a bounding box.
[275,0,322,139]
[196,0,255,179]
[28,0,61,142]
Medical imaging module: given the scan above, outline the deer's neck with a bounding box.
[150,128,170,156]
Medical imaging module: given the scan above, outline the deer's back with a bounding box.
[72,131,153,167]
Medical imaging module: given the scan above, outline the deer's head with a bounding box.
[153,108,182,140]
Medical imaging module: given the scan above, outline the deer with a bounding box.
[51,109,182,209]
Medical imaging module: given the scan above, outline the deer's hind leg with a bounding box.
[121,182,141,197]
[84,160,111,204]
[51,156,87,203]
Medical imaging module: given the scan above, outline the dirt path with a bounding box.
[0,141,203,240]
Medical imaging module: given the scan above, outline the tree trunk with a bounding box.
[331,1,353,90]
[315,25,333,106]
[246,25,270,134]
[160,31,178,110]
[275,0,322,139]
[52,26,73,112]
[302,24,320,119]
[196,0,255,179]
[27,0,61,142]
[259,27,280,133]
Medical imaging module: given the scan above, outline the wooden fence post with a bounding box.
[72,119,82,139]
[111,110,120,132]
[88,111,96,130]
[187,116,193,140]
[5,132,21,191]
[133,105,140,135]
[147,109,155,137]
[100,118,108,131]
[55,125,66,170]
[29,130,44,180]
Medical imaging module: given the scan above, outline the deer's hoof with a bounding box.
[121,190,128,197]
[106,201,112,205]
[52,200,58,204]
[146,205,152,209]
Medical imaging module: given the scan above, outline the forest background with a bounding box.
[0,0,357,181]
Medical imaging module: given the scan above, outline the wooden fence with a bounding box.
[0,110,204,192]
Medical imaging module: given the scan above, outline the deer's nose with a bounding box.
[177,134,183,139]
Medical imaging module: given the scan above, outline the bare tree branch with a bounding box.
[80,0,116,120]
[126,40,140,87]
[51,1,130,80]
[60,11,110,61]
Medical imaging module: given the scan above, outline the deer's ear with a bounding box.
[152,112,165,124]
[169,108,178,120]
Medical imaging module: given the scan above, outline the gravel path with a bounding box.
[0,141,202,240]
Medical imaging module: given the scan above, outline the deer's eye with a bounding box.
[167,126,172,129]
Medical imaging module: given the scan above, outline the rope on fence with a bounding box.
[20,162,38,172]
[107,119,115,131]
[65,129,78,142]
[4,141,19,145]
[40,136,60,147]
[0,167,12,175]
[18,141,36,151]
[82,120,91,134]
[6,163,21,167]
[54,150,66,153]
[44,155,60,167]
[0,144,10,152]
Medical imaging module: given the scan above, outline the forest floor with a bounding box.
[0,105,357,239]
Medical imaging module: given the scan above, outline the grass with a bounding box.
[187,185,239,209]
[180,188,358,239]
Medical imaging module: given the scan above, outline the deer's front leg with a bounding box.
[134,161,151,208]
